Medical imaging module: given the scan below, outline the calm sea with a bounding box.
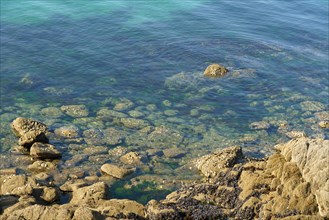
[0,0,328,203]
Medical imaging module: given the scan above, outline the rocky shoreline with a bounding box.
[0,117,328,219]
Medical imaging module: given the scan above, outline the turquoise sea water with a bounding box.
[0,0,328,203]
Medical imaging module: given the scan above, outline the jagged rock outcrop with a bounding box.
[146,138,328,219]
[276,138,329,218]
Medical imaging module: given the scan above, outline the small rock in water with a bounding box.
[100,163,135,179]
[30,142,62,159]
[60,104,89,118]
[318,121,329,129]
[113,99,134,111]
[120,118,149,129]
[162,148,186,158]
[128,110,145,118]
[300,101,325,112]
[203,63,228,77]
[54,125,79,138]
[120,152,144,165]
[249,121,270,130]
[40,107,63,118]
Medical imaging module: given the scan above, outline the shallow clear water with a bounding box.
[0,0,328,203]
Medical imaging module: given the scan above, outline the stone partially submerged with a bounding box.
[203,63,228,78]
[30,142,62,159]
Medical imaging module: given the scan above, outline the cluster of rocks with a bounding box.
[145,137,329,219]
[1,116,328,219]
[11,117,61,160]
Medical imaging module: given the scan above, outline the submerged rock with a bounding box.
[120,152,144,165]
[120,117,150,129]
[54,125,79,138]
[300,101,326,112]
[249,121,270,130]
[203,63,228,77]
[162,148,186,158]
[60,105,89,118]
[40,107,64,118]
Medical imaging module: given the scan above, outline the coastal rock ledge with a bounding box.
[1,137,328,219]
[146,137,328,219]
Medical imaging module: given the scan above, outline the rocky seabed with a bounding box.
[0,117,328,219]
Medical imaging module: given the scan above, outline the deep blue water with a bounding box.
[0,0,328,201]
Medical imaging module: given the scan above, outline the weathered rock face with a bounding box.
[11,117,48,147]
[1,204,74,220]
[146,138,326,219]
[203,63,228,77]
[195,146,243,179]
[70,182,109,207]
[96,199,145,219]
[0,174,36,196]
[276,138,329,218]
[30,142,62,159]
[11,117,48,137]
